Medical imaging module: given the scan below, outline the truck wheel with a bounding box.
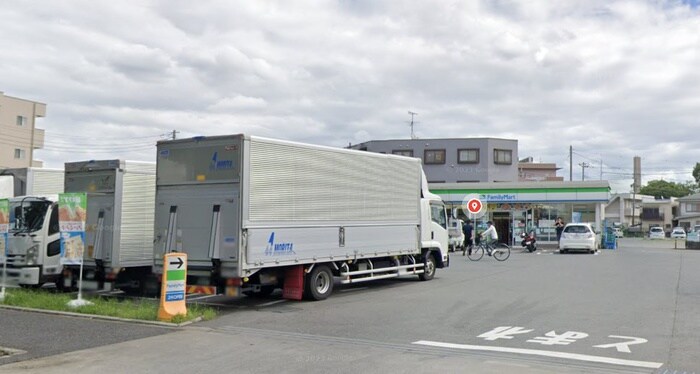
[419,253,436,281]
[304,265,333,301]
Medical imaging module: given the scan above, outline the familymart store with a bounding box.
[430,181,611,246]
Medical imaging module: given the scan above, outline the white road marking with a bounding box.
[257,299,288,307]
[412,340,663,369]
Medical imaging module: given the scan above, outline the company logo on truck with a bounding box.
[265,232,295,256]
[210,152,234,171]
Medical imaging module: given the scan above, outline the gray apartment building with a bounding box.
[0,91,47,168]
[349,137,610,246]
[349,138,519,183]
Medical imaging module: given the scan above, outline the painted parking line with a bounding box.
[412,340,663,369]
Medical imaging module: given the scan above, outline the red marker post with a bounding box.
[467,198,483,215]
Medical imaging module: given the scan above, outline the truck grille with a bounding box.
[6,254,27,266]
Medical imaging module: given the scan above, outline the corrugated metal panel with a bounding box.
[124,161,157,175]
[118,169,156,265]
[30,169,64,195]
[248,138,421,223]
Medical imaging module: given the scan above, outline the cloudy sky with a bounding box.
[2,0,699,192]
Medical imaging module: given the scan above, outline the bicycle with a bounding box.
[466,241,511,261]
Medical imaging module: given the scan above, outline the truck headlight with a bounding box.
[26,245,39,265]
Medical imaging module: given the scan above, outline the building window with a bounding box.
[392,150,414,157]
[16,116,27,126]
[14,148,26,159]
[494,149,512,165]
[424,149,446,164]
[686,203,700,212]
[458,148,479,164]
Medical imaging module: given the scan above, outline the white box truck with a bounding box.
[0,167,64,198]
[153,135,449,300]
[61,160,156,293]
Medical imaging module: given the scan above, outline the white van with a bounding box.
[447,218,465,252]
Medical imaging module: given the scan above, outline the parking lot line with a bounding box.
[412,340,663,369]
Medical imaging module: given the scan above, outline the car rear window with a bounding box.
[564,225,590,234]
[651,228,663,232]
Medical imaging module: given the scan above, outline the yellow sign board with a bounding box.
[158,253,188,322]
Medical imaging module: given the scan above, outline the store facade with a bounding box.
[430,181,610,246]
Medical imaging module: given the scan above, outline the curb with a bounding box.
[0,304,202,328]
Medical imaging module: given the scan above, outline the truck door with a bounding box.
[154,184,239,271]
[42,204,62,279]
[430,202,449,258]
[84,194,115,263]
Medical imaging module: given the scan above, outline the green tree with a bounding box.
[693,163,700,184]
[639,180,694,198]
[681,180,700,195]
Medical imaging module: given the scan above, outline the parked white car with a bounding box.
[670,227,686,239]
[559,223,599,254]
[649,227,665,240]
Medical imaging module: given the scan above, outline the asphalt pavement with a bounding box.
[1,238,698,374]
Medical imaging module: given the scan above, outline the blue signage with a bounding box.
[265,232,295,256]
[165,291,185,301]
[210,151,234,170]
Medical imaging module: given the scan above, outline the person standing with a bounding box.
[555,217,565,246]
[462,219,474,256]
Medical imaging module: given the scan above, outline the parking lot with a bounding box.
[1,238,699,373]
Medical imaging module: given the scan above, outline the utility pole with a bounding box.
[171,130,180,140]
[408,111,418,139]
[600,158,603,180]
[579,162,590,181]
[569,145,573,181]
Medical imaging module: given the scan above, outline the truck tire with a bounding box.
[419,253,436,281]
[304,265,334,301]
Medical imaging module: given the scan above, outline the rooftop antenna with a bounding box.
[408,111,418,139]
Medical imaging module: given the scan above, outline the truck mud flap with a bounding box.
[282,265,304,300]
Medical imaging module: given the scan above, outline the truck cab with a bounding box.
[421,185,450,270]
[5,195,63,287]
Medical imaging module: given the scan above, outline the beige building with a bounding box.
[0,92,46,168]
[518,157,563,182]
[605,193,678,233]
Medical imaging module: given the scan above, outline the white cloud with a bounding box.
[1,0,699,192]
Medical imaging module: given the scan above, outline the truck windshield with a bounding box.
[9,200,51,233]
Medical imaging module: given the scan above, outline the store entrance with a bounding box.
[492,212,511,246]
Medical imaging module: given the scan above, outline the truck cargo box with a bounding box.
[154,135,424,278]
[64,160,156,269]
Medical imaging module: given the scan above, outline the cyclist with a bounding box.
[481,221,499,256]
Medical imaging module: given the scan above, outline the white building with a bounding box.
[0,92,47,168]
